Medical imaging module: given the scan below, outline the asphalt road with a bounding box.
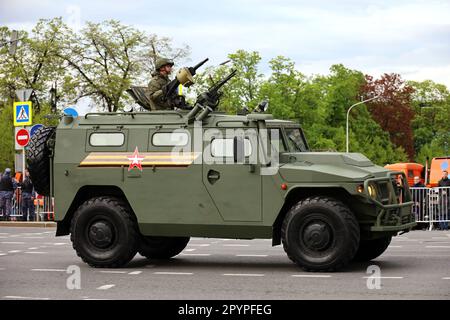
[0,226,449,300]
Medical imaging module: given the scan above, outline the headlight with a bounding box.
[368,184,377,198]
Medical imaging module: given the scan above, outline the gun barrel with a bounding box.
[210,69,237,92]
[190,58,209,75]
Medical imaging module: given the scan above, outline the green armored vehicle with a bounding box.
[26,68,415,272]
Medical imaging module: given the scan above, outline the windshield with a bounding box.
[285,128,308,152]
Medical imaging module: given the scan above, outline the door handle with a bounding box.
[207,170,220,184]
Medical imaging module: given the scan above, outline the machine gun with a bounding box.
[163,58,209,102]
[187,69,237,121]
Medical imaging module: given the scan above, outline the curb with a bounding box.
[0,221,56,228]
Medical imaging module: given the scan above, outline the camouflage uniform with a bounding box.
[147,58,174,111]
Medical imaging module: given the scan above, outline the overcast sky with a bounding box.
[1,0,450,87]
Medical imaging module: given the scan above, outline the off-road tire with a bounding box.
[138,236,190,259]
[281,196,360,272]
[353,236,392,262]
[26,126,55,196]
[70,197,139,268]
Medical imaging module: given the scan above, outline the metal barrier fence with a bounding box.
[0,187,54,221]
[410,187,450,230]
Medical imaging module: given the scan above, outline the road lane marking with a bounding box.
[22,237,44,239]
[99,271,127,274]
[362,276,404,279]
[28,247,39,250]
[236,254,268,257]
[442,277,450,280]
[0,254,7,256]
[8,250,21,253]
[181,253,211,256]
[223,273,264,277]
[185,249,196,252]
[188,244,210,247]
[425,246,450,248]
[292,274,332,278]
[128,271,142,275]
[97,284,115,290]
[3,296,50,300]
[154,272,193,275]
[388,246,403,248]
[32,269,66,272]
[0,242,25,244]
[25,252,47,254]
[223,244,249,247]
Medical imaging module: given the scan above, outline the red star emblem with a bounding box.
[128,146,144,171]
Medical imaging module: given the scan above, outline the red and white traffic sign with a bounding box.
[16,128,30,147]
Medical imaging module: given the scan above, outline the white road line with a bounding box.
[27,247,39,250]
[83,298,111,300]
[99,271,126,274]
[181,253,211,256]
[3,296,50,300]
[53,243,68,246]
[154,272,193,275]
[185,249,196,252]
[362,276,404,279]
[0,254,7,256]
[188,244,210,247]
[292,274,332,278]
[388,246,403,248]
[8,250,21,253]
[32,269,66,272]
[425,246,450,248]
[236,254,268,257]
[25,251,47,254]
[223,273,265,277]
[0,242,25,244]
[431,237,449,240]
[22,237,44,239]
[97,284,115,290]
[223,244,249,247]
[128,271,142,275]
[442,277,450,280]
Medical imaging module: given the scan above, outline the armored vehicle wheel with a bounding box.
[138,236,190,259]
[353,236,392,262]
[26,126,56,196]
[70,197,139,268]
[281,196,360,272]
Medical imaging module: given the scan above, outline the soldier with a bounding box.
[147,57,175,110]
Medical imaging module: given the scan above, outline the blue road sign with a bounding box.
[30,124,44,137]
[13,101,32,126]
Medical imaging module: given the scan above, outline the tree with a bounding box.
[0,18,74,111]
[363,73,415,160]
[408,80,450,160]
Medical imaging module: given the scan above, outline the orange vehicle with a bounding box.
[428,157,450,187]
[384,163,424,186]
[385,156,449,187]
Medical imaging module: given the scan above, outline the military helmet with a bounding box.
[155,58,174,70]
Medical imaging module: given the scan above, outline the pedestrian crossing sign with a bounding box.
[13,101,32,126]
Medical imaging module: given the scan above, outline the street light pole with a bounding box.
[346,95,380,153]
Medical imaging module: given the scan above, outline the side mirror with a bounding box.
[233,136,245,163]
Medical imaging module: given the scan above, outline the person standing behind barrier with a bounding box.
[0,168,15,221]
[438,170,450,230]
[412,176,426,222]
[20,170,35,221]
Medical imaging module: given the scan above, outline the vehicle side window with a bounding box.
[89,132,125,146]
[152,132,189,146]
[211,138,252,158]
[268,129,286,153]
[285,128,308,152]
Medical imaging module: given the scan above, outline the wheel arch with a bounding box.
[272,186,355,246]
[56,185,135,236]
